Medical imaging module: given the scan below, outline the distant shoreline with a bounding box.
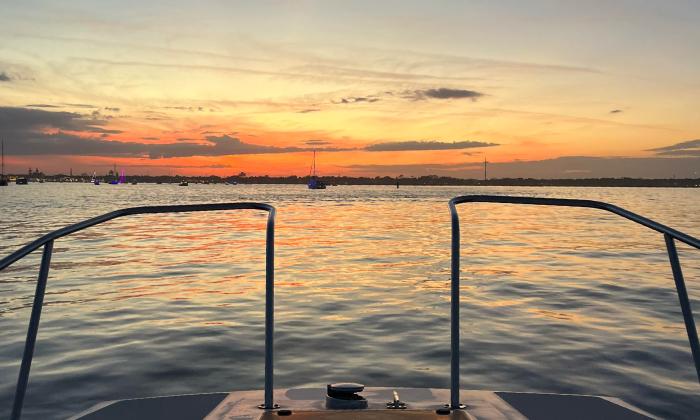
[3,174,700,187]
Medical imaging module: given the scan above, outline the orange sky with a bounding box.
[1,1,699,177]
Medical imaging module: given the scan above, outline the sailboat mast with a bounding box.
[1,138,4,177]
[313,150,316,176]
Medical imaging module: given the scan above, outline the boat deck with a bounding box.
[70,387,656,420]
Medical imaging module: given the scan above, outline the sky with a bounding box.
[0,0,699,178]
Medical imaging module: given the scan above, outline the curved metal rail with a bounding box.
[448,195,700,410]
[0,203,277,420]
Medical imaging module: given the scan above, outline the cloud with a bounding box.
[333,88,485,105]
[345,162,479,175]
[163,106,206,112]
[144,135,341,159]
[610,109,623,114]
[1,107,110,132]
[63,103,97,109]
[345,156,700,178]
[648,139,700,156]
[336,96,380,104]
[104,107,120,112]
[410,88,484,101]
[0,72,11,82]
[297,108,320,113]
[0,107,350,158]
[305,139,332,146]
[26,104,61,108]
[365,140,497,152]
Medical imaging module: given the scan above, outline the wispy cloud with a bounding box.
[649,139,700,156]
[62,103,97,109]
[26,104,61,108]
[164,106,207,112]
[335,96,380,104]
[409,88,484,101]
[610,109,623,114]
[305,139,333,146]
[365,140,497,152]
[332,87,486,106]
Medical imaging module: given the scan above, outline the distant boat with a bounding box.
[307,150,326,190]
[0,139,7,187]
[179,180,188,186]
[109,163,119,184]
[91,171,100,185]
[16,177,28,185]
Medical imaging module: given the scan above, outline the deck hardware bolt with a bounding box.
[386,390,406,409]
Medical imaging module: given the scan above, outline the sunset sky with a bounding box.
[1,0,699,178]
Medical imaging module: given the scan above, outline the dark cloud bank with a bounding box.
[0,107,319,158]
[5,107,697,178]
[0,107,496,158]
[346,155,700,179]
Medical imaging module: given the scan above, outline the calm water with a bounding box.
[0,184,699,419]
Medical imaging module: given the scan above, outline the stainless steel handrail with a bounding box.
[0,203,277,420]
[448,195,700,410]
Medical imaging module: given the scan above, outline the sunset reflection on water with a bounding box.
[0,184,698,419]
